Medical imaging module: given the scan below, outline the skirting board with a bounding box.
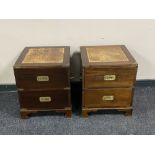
[0,80,155,91]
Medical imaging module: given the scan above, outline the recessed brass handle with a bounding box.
[104,75,116,81]
[37,76,49,82]
[102,96,114,101]
[39,97,51,102]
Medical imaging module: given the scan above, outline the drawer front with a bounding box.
[18,90,70,109]
[84,68,137,88]
[14,68,69,89]
[83,88,133,108]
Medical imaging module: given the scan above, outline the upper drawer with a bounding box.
[84,67,137,88]
[14,68,69,89]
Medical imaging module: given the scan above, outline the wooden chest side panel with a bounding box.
[84,67,137,88]
[83,88,133,108]
[18,90,70,109]
[14,68,69,89]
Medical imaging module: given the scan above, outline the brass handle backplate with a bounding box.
[39,97,51,102]
[102,96,114,101]
[37,76,49,82]
[104,75,116,81]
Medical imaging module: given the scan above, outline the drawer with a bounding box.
[83,88,133,108]
[14,68,69,89]
[18,89,70,109]
[84,68,137,88]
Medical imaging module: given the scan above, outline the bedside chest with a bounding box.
[14,46,72,118]
[81,45,138,117]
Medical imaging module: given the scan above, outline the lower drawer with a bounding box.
[18,89,70,109]
[83,88,133,108]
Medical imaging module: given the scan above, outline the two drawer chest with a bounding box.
[14,46,72,118]
[81,45,138,117]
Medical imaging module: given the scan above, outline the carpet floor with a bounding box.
[0,86,155,135]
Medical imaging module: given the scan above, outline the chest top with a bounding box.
[22,47,64,64]
[81,45,137,67]
[14,46,70,68]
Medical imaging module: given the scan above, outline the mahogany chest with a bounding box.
[81,45,138,117]
[14,46,72,118]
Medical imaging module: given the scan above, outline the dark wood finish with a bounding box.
[81,45,138,117]
[65,110,72,118]
[20,108,72,119]
[20,110,30,119]
[18,89,70,109]
[14,46,72,118]
[14,68,69,89]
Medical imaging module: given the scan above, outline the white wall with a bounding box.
[0,19,155,84]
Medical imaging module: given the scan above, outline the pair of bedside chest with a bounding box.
[14,45,138,119]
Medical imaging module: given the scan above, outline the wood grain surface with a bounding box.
[83,88,133,108]
[14,46,72,118]
[81,45,138,117]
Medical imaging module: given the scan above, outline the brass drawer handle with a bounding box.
[39,97,51,102]
[102,96,114,101]
[37,76,49,82]
[104,75,116,81]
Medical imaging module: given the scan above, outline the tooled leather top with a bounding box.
[22,47,64,64]
[86,46,129,63]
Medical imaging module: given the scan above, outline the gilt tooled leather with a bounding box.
[22,48,64,64]
[86,46,129,63]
